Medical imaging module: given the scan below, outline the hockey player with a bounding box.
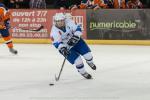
[0,3,17,54]
[50,13,96,79]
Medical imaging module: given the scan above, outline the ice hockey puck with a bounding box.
[49,83,54,86]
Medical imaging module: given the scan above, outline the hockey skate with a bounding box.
[81,72,92,79]
[87,62,96,70]
[9,48,18,54]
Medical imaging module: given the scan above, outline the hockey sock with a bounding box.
[75,56,86,74]
[3,36,13,48]
[83,52,94,64]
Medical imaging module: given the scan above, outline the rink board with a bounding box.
[1,39,150,45]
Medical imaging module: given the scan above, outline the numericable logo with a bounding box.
[90,20,137,30]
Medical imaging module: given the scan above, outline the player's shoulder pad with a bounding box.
[0,6,8,16]
[65,18,75,24]
[65,18,76,28]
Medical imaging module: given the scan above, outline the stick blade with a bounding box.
[55,74,59,81]
[35,25,44,31]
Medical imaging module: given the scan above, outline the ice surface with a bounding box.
[0,44,150,100]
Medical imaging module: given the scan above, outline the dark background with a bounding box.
[1,0,150,9]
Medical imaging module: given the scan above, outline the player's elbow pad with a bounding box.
[74,25,82,37]
[74,31,82,38]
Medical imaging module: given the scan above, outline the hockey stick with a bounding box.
[54,46,72,81]
[55,57,67,81]
[20,25,44,31]
[11,25,44,32]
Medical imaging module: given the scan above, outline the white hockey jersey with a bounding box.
[50,18,82,49]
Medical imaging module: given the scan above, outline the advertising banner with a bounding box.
[10,9,87,40]
[10,9,50,39]
[87,9,150,40]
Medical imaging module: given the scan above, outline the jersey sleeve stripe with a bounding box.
[53,42,62,48]
[76,25,82,32]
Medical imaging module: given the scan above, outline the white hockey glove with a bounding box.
[67,35,80,46]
